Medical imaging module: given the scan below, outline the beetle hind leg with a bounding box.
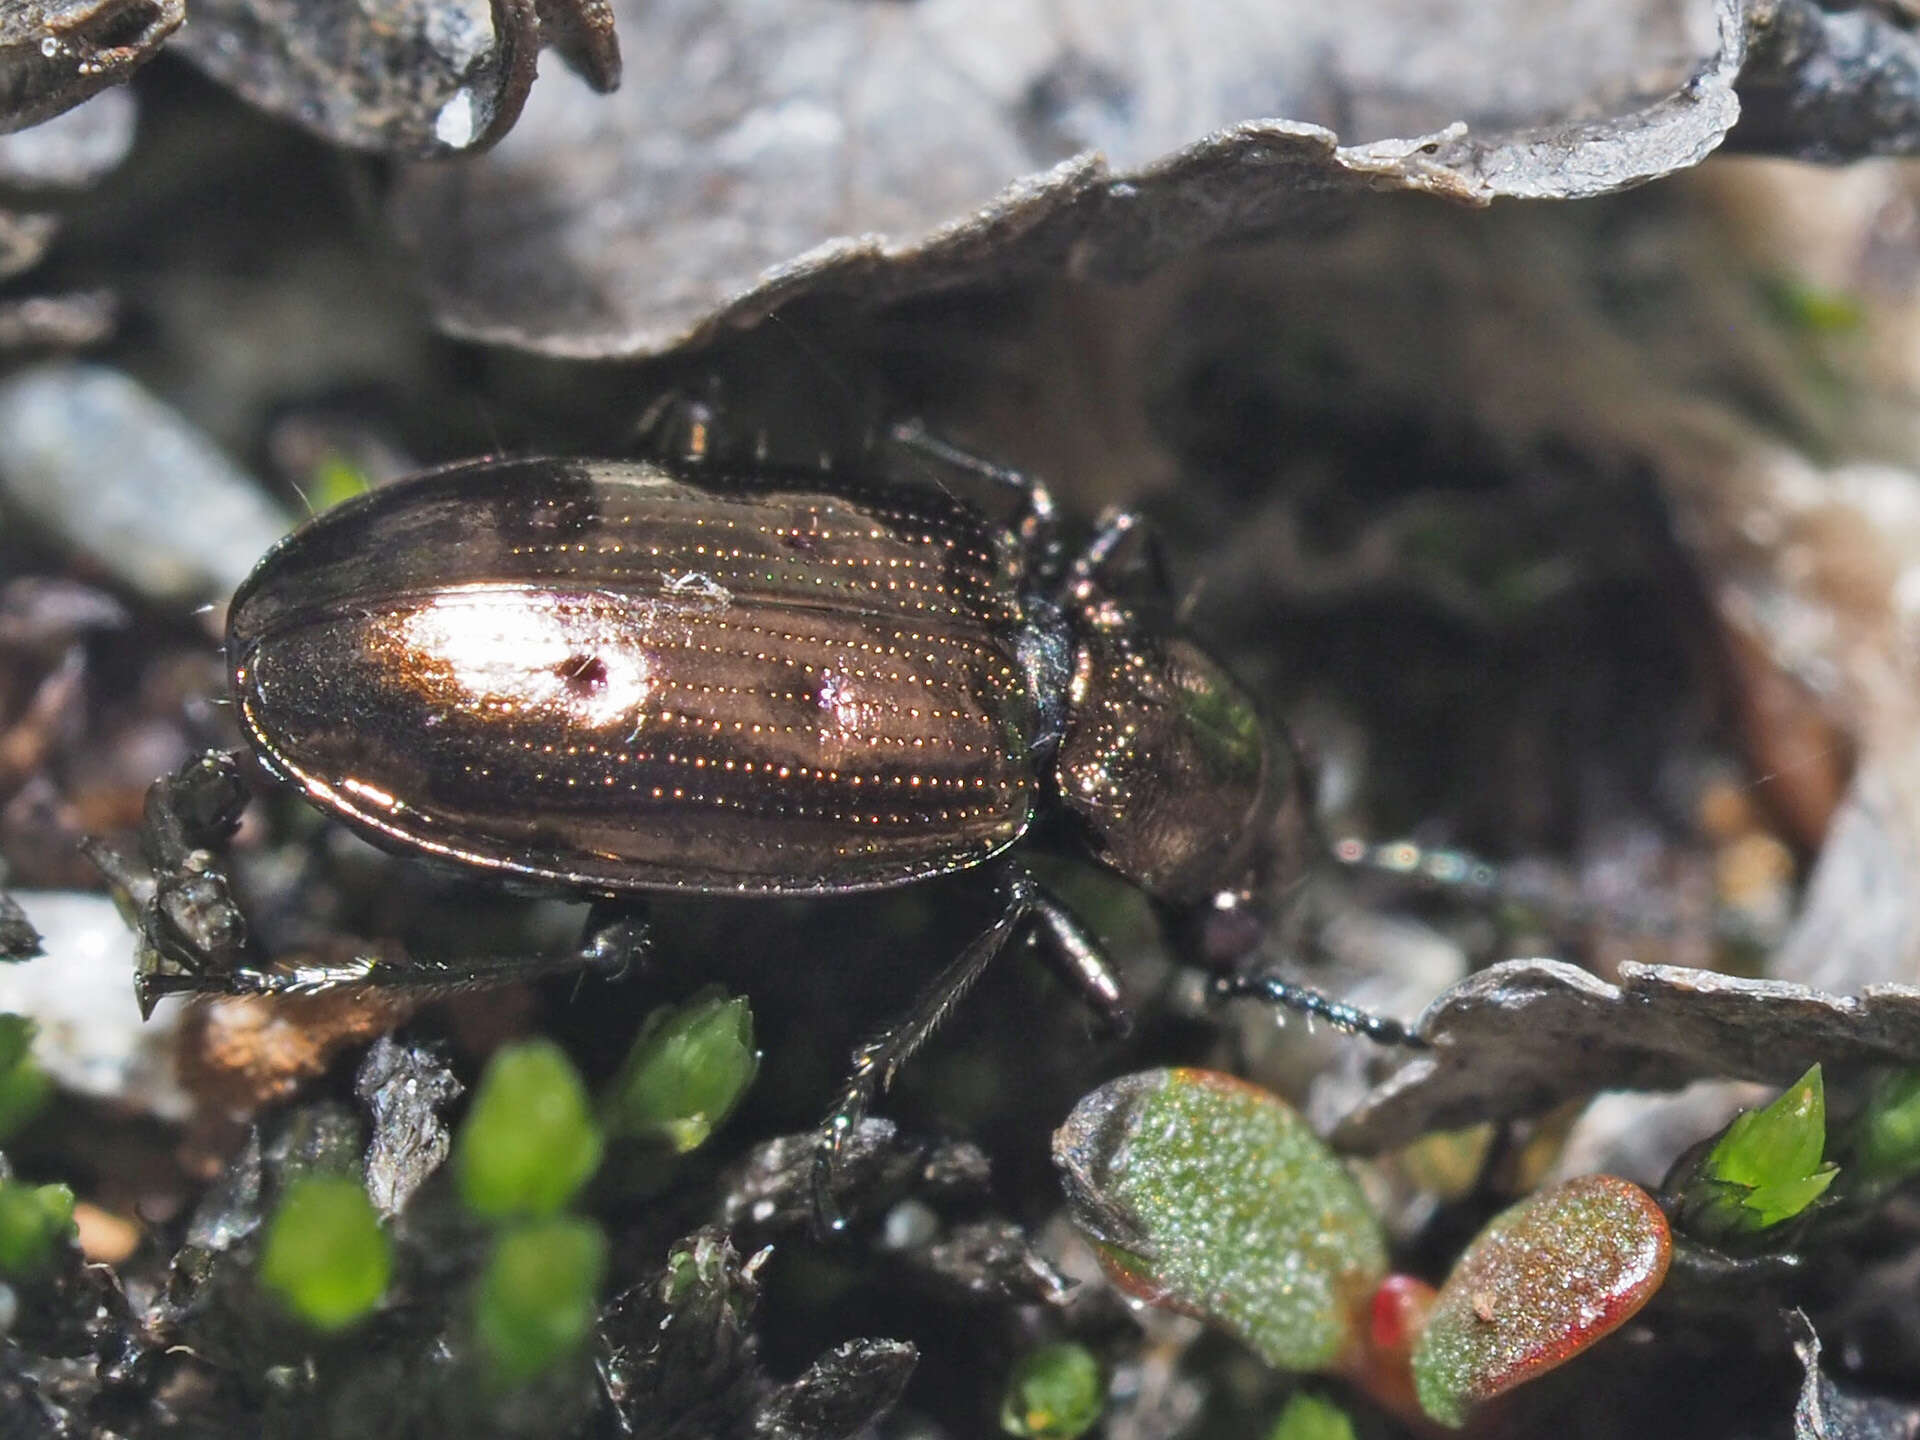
[130,903,652,1014]
[99,752,655,1012]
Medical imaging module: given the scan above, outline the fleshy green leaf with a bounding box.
[1266,1392,1359,1440]
[601,989,759,1154]
[455,1039,603,1219]
[258,1176,390,1332]
[999,1342,1104,1439]
[1411,1175,1671,1429]
[474,1216,609,1386]
[1052,1069,1387,1373]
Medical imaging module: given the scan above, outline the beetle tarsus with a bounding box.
[1210,969,1427,1049]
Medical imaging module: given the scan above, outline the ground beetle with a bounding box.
[123,424,1417,1226]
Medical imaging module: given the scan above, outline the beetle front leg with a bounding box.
[1026,887,1133,1037]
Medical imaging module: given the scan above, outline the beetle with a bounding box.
[130,426,1417,1225]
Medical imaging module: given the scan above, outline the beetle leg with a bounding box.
[1027,888,1133,1037]
[133,914,649,1013]
[576,902,653,981]
[633,380,729,465]
[104,754,656,1012]
[887,420,1061,578]
[83,753,256,1016]
[813,873,1037,1235]
[1063,508,1177,610]
[1209,969,1427,1049]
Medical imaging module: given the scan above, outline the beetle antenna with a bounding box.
[1211,969,1426,1049]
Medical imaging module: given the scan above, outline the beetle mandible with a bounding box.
[153,426,1417,1225]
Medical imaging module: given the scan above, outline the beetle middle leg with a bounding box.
[812,867,1132,1234]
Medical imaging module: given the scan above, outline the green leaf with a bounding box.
[1713,1066,1826,1188]
[1266,1392,1359,1440]
[601,990,759,1155]
[455,1039,603,1219]
[999,1342,1104,1439]
[0,1180,74,1278]
[1052,1069,1387,1373]
[0,1015,51,1142]
[1411,1175,1671,1428]
[474,1216,608,1386]
[0,1015,34,1074]
[1691,1065,1837,1236]
[0,1063,52,1146]
[308,453,373,511]
[258,1176,390,1332]
[1847,1069,1920,1188]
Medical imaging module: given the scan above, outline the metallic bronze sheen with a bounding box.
[228,458,1042,895]
[1054,604,1273,906]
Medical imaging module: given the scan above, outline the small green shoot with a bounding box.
[0,1180,74,1278]
[1759,274,1865,338]
[601,989,758,1154]
[455,1040,603,1219]
[474,1216,608,1386]
[1266,1392,1359,1440]
[1688,1065,1837,1239]
[307,453,373,512]
[999,1342,1104,1439]
[0,1015,51,1142]
[258,1176,389,1332]
[1847,1069,1920,1189]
